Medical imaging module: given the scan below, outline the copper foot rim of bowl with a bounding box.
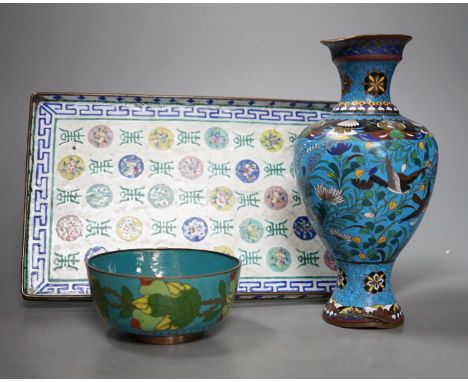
[134,332,204,345]
[322,310,404,329]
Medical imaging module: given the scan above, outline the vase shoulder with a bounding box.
[298,114,434,143]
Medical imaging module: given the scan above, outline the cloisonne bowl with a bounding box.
[86,248,241,344]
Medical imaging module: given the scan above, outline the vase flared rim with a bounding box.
[321,34,412,46]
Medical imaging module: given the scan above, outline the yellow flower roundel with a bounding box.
[209,186,236,211]
[260,129,283,152]
[149,127,174,150]
[116,216,143,241]
[57,155,86,180]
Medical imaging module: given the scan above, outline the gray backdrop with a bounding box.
[1,4,467,378]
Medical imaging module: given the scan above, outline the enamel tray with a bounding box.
[22,93,337,300]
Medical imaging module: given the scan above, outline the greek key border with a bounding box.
[40,101,331,123]
[23,94,335,299]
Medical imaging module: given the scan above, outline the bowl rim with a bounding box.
[85,247,241,280]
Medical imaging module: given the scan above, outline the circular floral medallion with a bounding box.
[88,125,114,148]
[235,159,260,183]
[84,246,107,262]
[56,215,83,241]
[239,218,264,244]
[324,250,337,271]
[267,247,291,272]
[337,268,347,289]
[260,129,283,152]
[364,71,387,97]
[293,216,316,240]
[86,184,113,209]
[149,127,174,150]
[116,216,143,241]
[118,155,144,178]
[57,155,85,180]
[213,245,234,257]
[364,271,386,294]
[178,156,203,180]
[209,186,235,211]
[204,127,229,149]
[264,186,288,210]
[147,184,174,209]
[182,217,208,242]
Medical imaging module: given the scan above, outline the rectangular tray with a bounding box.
[22,93,337,300]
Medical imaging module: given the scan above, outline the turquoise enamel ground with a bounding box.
[294,34,438,328]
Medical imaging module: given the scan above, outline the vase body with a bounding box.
[294,35,438,328]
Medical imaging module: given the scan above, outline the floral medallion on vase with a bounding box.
[294,34,438,328]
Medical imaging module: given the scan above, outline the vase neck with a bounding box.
[321,34,412,115]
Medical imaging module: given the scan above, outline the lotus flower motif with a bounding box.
[314,183,344,205]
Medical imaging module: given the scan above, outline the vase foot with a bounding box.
[322,298,404,329]
[134,332,204,345]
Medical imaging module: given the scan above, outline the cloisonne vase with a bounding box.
[294,34,438,328]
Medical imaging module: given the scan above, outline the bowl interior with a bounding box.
[87,249,239,278]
